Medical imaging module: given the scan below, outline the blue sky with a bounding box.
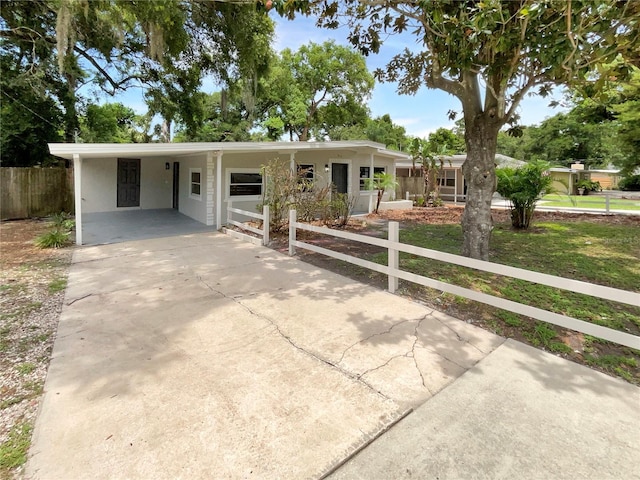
[102,14,567,139]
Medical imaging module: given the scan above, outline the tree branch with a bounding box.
[72,45,138,94]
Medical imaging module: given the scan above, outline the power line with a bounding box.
[0,89,61,128]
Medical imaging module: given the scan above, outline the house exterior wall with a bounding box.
[81,157,172,213]
[590,172,621,190]
[178,153,208,224]
[218,150,397,223]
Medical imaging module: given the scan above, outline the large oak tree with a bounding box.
[277,0,639,259]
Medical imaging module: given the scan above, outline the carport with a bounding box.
[83,209,214,245]
[47,141,410,246]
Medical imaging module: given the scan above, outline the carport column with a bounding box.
[73,153,83,245]
[368,153,375,213]
[206,151,215,226]
[454,171,458,204]
[289,152,296,173]
[215,151,222,229]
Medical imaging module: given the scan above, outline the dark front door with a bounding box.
[117,158,141,207]
[172,162,180,209]
[331,163,348,194]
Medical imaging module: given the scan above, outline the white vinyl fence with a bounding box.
[288,209,640,350]
[225,202,270,246]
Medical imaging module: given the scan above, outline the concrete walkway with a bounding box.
[27,232,640,479]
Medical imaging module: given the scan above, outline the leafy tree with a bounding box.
[80,103,139,143]
[278,0,640,259]
[262,40,374,141]
[329,113,409,151]
[611,69,640,175]
[427,128,465,155]
[496,161,554,229]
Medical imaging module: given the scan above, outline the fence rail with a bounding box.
[287,209,640,350]
[225,202,270,246]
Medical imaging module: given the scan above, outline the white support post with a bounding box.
[216,151,223,229]
[454,171,458,204]
[227,201,232,225]
[288,209,297,256]
[605,193,610,213]
[368,153,375,213]
[406,191,409,201]
[388,221,399,293]
[262,205,270,246]
[73,153,83,245]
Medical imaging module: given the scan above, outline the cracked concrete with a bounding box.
[27,230,640,479]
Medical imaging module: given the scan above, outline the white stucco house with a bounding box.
[48,141,409,245]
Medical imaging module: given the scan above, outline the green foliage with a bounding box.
[496,161,554,229]
[365,172,398,213]
[260,40,374,141]
[407,133,458,206]
[80,103,140,143]
[0,422,33,472]
[35,229,70,249]
[576,179,602,192]
[619,175,640,192]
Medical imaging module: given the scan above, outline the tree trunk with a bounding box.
[461,117,500,260]
[161,118,171,143]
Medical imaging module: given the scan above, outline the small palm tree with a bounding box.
[365,172,398,213]
[496,160,555,229]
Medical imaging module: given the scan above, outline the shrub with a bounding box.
[35,229,70,249]
[496,160,555,229]
[619,174,640,191]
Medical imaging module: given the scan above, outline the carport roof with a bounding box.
[48,140,410,161]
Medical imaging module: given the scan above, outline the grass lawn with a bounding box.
[541,194,640,211]
[366,219,640,383]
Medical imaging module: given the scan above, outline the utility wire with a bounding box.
[0,89,61,128]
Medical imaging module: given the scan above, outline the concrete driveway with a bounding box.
[27,232,640,479]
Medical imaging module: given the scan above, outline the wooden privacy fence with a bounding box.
[288,209,640,350]
[1,167,74,220]
[225,202,270,246]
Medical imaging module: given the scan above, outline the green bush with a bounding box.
[35,229,70,249]
[619,174,640,191]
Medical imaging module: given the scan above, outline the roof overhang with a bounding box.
[48,141,410,161]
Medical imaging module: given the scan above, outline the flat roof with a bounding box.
[48,140,410,161]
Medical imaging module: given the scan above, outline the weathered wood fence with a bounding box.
[1,167,74,220]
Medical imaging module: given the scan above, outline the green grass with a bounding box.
[0,422,33,474]
[48,277,67,294]
[16,362,36,375]
[541,194,640,211]
[364,219,640,382]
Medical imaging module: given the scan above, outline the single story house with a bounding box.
[395,153,524,202]
[48,141,409,245]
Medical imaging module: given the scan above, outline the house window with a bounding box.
[360,166,385,190]
[190,168,202,199]
[297,163,314,191]
[228,169,263,197]
[438,169,456,187]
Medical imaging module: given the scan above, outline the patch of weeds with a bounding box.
[23,380,44,395]
[35,229,70,249]
[48,277,67,294]
[16,362,36,375]
[497,311,523,327]
[0,395,26,410]
[0,422,33,473]
[584,354,638,382]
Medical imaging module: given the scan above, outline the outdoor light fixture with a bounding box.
[324,164,329,173]
[165,162,170,170]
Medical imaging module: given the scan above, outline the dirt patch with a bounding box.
[0,219,72,479]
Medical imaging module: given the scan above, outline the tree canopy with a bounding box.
[278,0,640,259]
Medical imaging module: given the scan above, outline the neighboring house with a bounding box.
[395,153,524,202]
[48,141,409,245]
[587,166,622,190]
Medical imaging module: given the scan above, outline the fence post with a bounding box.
[388,221,399,293]
[263,205,270,246]
[227,201,232,226]
[406,191,409,201]
[288,209,297,256]
[605,193,610,214]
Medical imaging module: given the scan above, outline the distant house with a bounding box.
[548,163,622,194]
[48,141,409,245]
[395,153,524,202]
